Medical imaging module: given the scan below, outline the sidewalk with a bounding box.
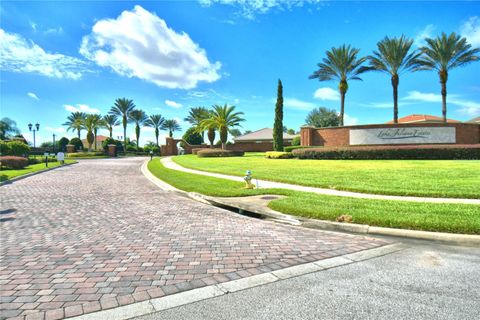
[161,157,480,205]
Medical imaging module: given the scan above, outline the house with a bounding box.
[466,116,480,124]
[229,128,298,152]
[386,114,460,124]
[81,135,110,150]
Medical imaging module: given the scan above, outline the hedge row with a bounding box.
[0,156,29,169]
[292,145,480,160]
[197,149,244,157]
[67,152,105,158]
[283,146,316,152]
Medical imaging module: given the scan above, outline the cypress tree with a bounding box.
[273,79,284,151]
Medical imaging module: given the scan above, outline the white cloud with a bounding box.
[64,104,100,113]
[44,27,64,35]
[414,24,435,47]
[45,126,66,133]
[403,90,480,116]
[165,100,183,108]
[27,92,39,100]
[0,28,85,79]
[313,87,340,101]
[199,0,325,19]
[344,114,359,126]
[460,16,480,47]
[283,98,316,110]
[80,5,221,89]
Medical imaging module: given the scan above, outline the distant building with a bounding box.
[386,114,460,124]
[234,128,297,143]
[81,135,109,150]
[466,116,480,124]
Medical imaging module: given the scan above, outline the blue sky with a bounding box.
[1,0,479,145]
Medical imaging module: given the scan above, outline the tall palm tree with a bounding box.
[184,107,209,139]
[362,36,421,123]
[128,109,148,150]
[82,114,103,151]
[63,112,86,139]
[415,32,480,122]
[109,98,136,149]
[102,114,119,138]
[162,119,181,138]
[199,104,244,150]
[145,114,165,147]
[309,45,369,126]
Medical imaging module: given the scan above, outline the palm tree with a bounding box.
[128,109,148,150]
[184,107,209,139]
[196,109,217,147]
[309,45,369,126]
[63,112,86,139]
[162,119,181,138]
[416,32,480,122]
[199,104,244,150]
[145,114,165,147]
[109,98,136,149]
[82,114,103,151]
[362,36,421,123]
[102,114,119,138]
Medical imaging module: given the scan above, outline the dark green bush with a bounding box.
[6,141,30,156]
[0,156,29,169]
[0,141,11,155]
[69,138,84,150]
[284,145,316,152]
[197,149,244,157]
[291,136,301,146]
[182,127,204,146]
[58,137,69,151]
[293,145,480,160]
[144,144,160,154]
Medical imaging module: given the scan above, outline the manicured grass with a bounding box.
[0,160,75,182]
[148,159,480,234]
[173,153,480,199]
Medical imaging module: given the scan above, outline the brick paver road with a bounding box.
[1,158,387,319]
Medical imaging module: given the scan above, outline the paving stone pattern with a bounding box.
[0,158,387,319]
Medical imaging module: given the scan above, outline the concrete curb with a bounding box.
[142,159,480,246]
[0,161,77,186]
[70,243,406,320]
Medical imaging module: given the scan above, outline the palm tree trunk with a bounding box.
[77,129,81,139]
[135,125,140,150]
[339,92,345,127]
[441,80,447,123]
[109,128,113,138]
[94,129,97,151]
[123,116,127,153]
[155,128,159,147]
[391,74,399,123]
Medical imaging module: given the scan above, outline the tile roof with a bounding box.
[386,114,460,124]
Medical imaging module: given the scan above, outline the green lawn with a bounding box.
[148,159,480,234]
[173,153,480,199]
[0,161,75,182]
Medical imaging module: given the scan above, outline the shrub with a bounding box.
[7,141,30,156]
[126,145,138,152]
[66,152,104,158]
[197,149,244,157]
[69,138,84,150]
[291,136,301,146]
[192,148,210,155]
[0,141,11,155]
[265,151,294,159]
[182,127,204,146]
[292,145,480,160]
[28,157,57,164]
[58,137,69,151]
[284,145,316,152]
[0,156,29,169]
[144,144,160,154]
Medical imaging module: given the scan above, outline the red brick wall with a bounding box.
[301,123,480,147]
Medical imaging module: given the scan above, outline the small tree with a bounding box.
[305,107,341,128]
[58,137,69,152]
[69,137,83,151]
[182,127,204,145]
[273,79,284,151]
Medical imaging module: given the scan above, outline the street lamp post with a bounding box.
[28,122,40,148]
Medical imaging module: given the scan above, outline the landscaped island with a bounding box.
[148,159,480,234]
[172,153,480,199]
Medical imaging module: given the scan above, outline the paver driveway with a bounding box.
[0,158,387,320]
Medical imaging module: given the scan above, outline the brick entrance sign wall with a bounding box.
[300,123,480,147]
